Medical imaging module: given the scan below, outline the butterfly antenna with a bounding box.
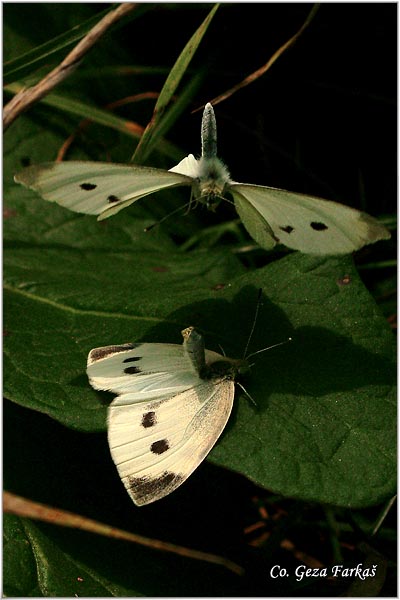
[236,381,258,408]
[246,337,293,361]
[217,343,227,357]
[242,288,263,359]
[144,201,192,232]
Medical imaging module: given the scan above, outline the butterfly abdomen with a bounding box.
[181,327,245,382]
[181,326,206,374]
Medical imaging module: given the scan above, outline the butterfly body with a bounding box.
[15,103,390,254]
[87,327,246,506]
[197,157,230,209]
[169,149,230,211]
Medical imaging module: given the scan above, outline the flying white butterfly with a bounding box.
[87,326,250,506]
[15,103,390,254]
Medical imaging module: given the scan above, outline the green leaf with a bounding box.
[3,515,40,596]
[207,258,396,508]
[4,240,395,507]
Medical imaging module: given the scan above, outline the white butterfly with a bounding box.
[15,103,390,255]
[87,327,247,506]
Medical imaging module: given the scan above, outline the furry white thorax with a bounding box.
[169,154,231,206]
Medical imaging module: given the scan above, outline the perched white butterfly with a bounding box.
[15,103,390,254]
[87,327,249,506]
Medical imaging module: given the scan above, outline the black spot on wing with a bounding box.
[123,356,141,363]
[124,366,141,374]
[80,183,97,191]
[310,221,328,231]
[151,439,169,454]
[142,411,156,428]
[108,195,120,203]
[280,225,294,234]
[127,471,182,504]
[90,343,136,361]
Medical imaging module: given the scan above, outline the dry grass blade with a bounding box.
[3,3,137,130]
[207,4,320,107]
[4,491,244,576]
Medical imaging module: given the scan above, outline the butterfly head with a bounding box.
[205,356,250,381]
[196,156,231,210]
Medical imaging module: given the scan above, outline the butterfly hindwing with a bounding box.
[108,379,235,506]
[230,183,390,255]
[14,161,192,220]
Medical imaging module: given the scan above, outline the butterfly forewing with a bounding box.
[230,183,390,255]
[87,342,204,398]
[14,161,192,219]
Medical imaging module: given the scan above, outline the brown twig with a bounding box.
[197,4,320,110]
[4,491,244,576]
[3,3,137,131]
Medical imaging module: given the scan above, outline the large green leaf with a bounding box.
[4,225,395,508]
